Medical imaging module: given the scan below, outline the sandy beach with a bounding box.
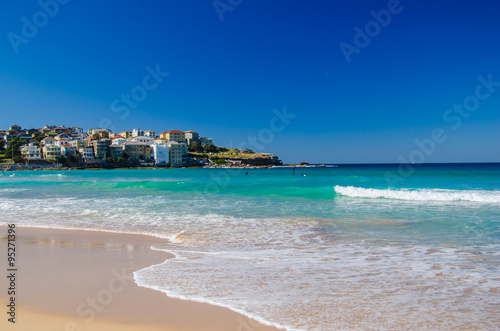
[0,226,283,331]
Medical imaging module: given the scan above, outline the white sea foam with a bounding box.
[334,185,500,203]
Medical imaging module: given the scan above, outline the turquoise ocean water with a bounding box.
[1,164,499,330]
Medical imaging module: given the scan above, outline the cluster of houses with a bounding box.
[1,124,215,167]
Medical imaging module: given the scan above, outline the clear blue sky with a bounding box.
[1,0,499,163]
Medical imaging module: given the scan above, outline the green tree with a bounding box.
[204,144,217,153]
[210,156,226,165]
[216,147,229,153]
[4,137,23,160]
[0,140,5,152]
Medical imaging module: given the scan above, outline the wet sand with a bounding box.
[0,226,283,330]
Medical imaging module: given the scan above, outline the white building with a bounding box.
[144,130,156,138]
[55,133,72,141]
[41,137,55,145]
[21,144,42,161]
[130,136,154,145]
[79,147,94,160]
[132,128,144,137]
[151,144,169,165]
[54,138,69,147]
[111,136,127,146]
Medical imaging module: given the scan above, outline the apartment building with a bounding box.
[43,145,62,161]
[123,142,152,161]
[159,130,185,143]
[185,130,200,146]
[151,144,169,165]
[92,140,108,159]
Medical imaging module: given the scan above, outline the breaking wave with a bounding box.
[334,185,500,203]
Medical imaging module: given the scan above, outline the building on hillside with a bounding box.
[129,136,154,145]
[92,140,108,159]
[79,147,94,161]
[119,130,132,138]
[41,137,55,146]
[108,145,124,159]
[159,130,185,143]
[43,145,62,161]
[55,132,72,141]
[132,128,144,137]
[3,134,15,145]
[101,138,112,146]
[166,141,187,167]
[87,128,110,136]
[21,144,42,161]
[154,137,168,144]
[185,130,200,146]
[71,134,85,143]
[16,133,32,140]
[41,125,57,133]
[151,144,169,165]
[9,125,22,132]
[200,137,214,146]
[144,130,156,138]
[111,136,127,146]
[61,145,77,157]
[51,126,66,133]
[69,140,84,150]
[70,127,84,135]
[54,138,69,147]
[123,142,152,161]
[83,136,98,148]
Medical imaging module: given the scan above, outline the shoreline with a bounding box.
[1,164,317,172]
[0,226,284,331]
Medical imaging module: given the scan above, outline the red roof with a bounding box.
[169,130,184,134]
[112,135,125,139]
